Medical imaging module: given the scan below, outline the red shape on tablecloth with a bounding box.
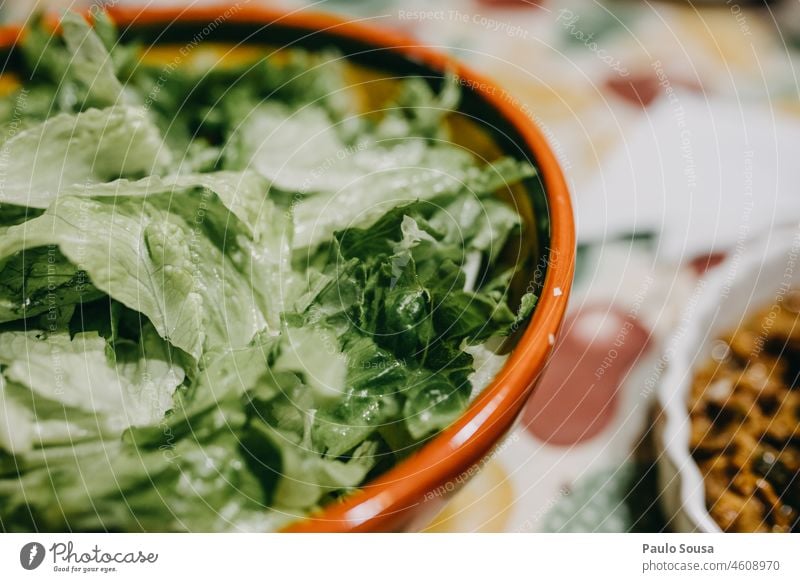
[688,251,726,275]
[523,304,651,445]
[605,75,661,108]
[606,72,703,109]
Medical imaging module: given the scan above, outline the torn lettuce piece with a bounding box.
[20,13,132,112]
[374,74,461,140]
[57,171,294,329]
[59,13,126,107]
[0,245,102,323]
[0,323,184,454]
[134,48,356,166]
[273,324,348,404]
[511,292,539,330]
[224,102,352,192]
[224,101,442,195]
[0,432,290,532]
[241,419,376,510]
[0,106,171,208]
[311,332,407,458]
[0,376,37,455]
[429,185,524,263]
[58,170,270,239]
[293,204,513,444]
[0,196,265,359]
[402,370,470,441]
[130,333,279,448]
[0,171,282,327]
[291,154,532,251]
[464,343,509,400]
[333,202,520,346]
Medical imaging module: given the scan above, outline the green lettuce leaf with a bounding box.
[292,155,532,250]
[58,171,294,329]
[0,432,293,532]
[59,13,126,107]
[241,419,376,510]
[0,323,183,455]
[0,106,171,209]
[0,196,265,359]
[0,245,102,323]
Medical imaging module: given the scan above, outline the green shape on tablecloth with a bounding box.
[574,235,653,288]
[558,6,640,48]
[543,461,669,533]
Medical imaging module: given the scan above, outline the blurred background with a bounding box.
[3,0,798,532]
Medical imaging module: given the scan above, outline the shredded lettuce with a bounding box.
[0,326,184,452]
[0,106,171,208]
[0,14,539,532]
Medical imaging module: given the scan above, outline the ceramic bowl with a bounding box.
[0,5,575,532]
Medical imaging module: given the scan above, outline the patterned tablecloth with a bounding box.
[6,0,798,532]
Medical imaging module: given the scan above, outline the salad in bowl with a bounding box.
[0,8,572,532]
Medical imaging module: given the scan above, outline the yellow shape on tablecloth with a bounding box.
[673,6,781,72]
[424,460,515,533]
